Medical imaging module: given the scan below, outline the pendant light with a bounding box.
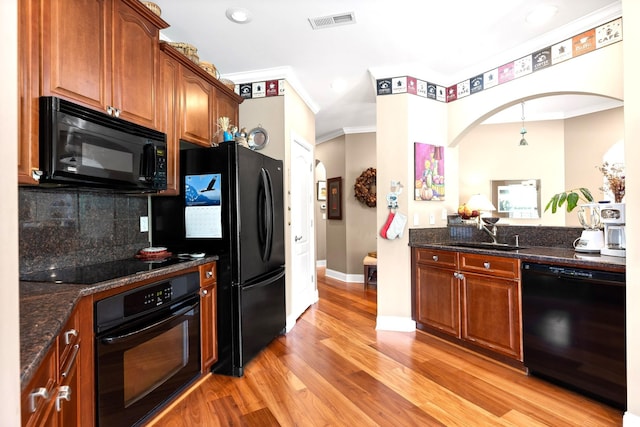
[519,101,528,146]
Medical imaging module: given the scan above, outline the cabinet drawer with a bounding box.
[199,262,217,287]
[414,248,458,268]
[459,253,520,279]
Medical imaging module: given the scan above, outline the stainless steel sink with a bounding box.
[443,242,526,251]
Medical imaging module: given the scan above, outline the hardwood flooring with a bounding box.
[151,269,623,426]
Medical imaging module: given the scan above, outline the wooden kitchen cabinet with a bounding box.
[18,0,168,185]
[412,248,523,362]
[199,262,218,373]
[40,0,167,128]
[179,65,215,146]
[21,297,93,427]
[158,51,181,195]
[412,249,460,338]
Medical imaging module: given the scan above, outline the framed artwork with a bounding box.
[414,142,446,201]
[327,177,342,220]
[317,180,327,201]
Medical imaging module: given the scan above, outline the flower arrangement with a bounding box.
[597,162,625,203]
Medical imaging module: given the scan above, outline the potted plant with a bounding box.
[545,188,594,213]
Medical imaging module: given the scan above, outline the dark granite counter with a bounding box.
[19,255,218,389]
[410,242,626,272]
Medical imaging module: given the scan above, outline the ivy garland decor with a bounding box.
[354,167,376,207]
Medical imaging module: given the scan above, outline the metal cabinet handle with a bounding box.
[483,262,491,269]
[200,289,208,296]
[61,344,79,379]
[113,108,121,118]
[432,255,438,262]
[64,329,78,345]
[29,387,49,413]
[55,386,72,412]
[205,271,213,279]
[295,235,303,242]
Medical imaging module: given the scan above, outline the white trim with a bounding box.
[316,126,377,144]
[285,288,319,333]
[221,66,320,114]
[624,411,640,427]
[376,316,417,332]
[316,259,326,267]
[325,268,347,282]
[346,273,364,283]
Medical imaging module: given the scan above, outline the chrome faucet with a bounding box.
[481,223,499,244]
[477,216,499,244]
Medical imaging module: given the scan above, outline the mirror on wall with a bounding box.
[491,179,541,219]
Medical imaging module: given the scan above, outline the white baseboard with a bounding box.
[316,259,326,267]
[624,411,640,427]
[376,316,416,332]
[325,269,365,283]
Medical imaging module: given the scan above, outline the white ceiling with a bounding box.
[155,0,622,141]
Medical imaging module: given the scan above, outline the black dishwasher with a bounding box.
[521,262,626,410]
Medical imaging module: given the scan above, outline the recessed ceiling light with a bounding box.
[526,5,558,25]
[226,7,252,24]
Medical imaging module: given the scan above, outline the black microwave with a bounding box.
[38,96,167,192]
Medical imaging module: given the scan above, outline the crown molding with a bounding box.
[316,126,376,144]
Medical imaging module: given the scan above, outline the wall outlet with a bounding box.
[429,213,435,225]
[140,216,149,232]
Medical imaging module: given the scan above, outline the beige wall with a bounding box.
[344,133,377,275]
[564,107,625,226]
[458,119,566,226]
[622,0,640,421]
[458,107,624,227]
[317,135,347,274]
[1,0,21,423]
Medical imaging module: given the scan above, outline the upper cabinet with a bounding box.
[41,0,167,128]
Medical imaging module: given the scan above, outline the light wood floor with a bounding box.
[152,269,623,426]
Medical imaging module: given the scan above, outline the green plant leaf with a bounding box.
[558,192,567,207]
[579,187,594,202]
[566,192,579,212]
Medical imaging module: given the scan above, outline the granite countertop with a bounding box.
[19,255,218,389]
[410,242,626,272]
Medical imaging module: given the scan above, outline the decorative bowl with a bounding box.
[199,61,220,79]
[219,78,236,91]
[481,217,500,225]
[141,1,161,17]
[167,42,199,63]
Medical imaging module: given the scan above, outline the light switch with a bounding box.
[429,214,435,225]
[140,216,149,232]
[413,213,419,225]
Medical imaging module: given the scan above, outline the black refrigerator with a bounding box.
[152,143,286,377]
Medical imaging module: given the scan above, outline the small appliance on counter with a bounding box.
[573,203,604,253]
[600,202,626,257]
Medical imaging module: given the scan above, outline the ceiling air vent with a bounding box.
[309,12,356,30]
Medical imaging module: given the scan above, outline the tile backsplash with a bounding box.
[19,187,150,274]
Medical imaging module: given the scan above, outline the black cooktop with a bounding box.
[20,257,192,285]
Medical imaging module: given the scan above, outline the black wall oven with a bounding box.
[95,272,201,426]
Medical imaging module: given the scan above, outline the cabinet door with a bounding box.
[18,0,40,184]
[41,0,111,112]
[111,0,159,128]
[461,272,522,360]
[56,354,80,427]
[180,66,213,146]
[200,284,218,373]
[214,88,239,140]
[158,52,180,195]
[21,345,57,427]
[415,264,460,337]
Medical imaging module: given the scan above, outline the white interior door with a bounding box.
[288,134,318,330]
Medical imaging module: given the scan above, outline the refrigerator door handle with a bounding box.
[259,167,274,262]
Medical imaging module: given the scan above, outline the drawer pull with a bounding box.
[432,255,438,262]
[55,386,71,412]
[29,387,49,413]
[483,262,491,269]
[206,270,213,279]
[64,329,78,345]
[200,289,208,297]
[61,344,80,379]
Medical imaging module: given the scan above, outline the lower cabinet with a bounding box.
[412,248,523,362]
[199,262,218,373]
[21,297,92,427]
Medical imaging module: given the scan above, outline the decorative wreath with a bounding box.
[354,167,377,207]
